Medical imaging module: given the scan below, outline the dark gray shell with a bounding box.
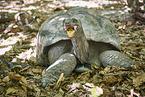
[36,7,121,65]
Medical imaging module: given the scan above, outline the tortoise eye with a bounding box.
[64,22,70,27]
[72,19,78,23]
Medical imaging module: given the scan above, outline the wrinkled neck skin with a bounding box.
[71,26,89,64]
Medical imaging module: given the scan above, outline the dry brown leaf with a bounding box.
[8,72,28,85]
[6,87,24,95]
[32,68,42,74]
[2,76,10,82]
[8,72,23,80]
[20,76,28,85]
[132,73,145,87]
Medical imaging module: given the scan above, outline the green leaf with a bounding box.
[91,86,103,97]
[132,73,145,87]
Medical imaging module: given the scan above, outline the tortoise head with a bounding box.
[64,18,81,38]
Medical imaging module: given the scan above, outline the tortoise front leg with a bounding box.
[42,53,77,87]
[99,50,135,68]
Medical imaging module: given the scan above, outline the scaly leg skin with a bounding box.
[42,53,77,87]
[99,50,135,68]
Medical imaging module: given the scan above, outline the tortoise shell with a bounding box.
[36,7,121,65]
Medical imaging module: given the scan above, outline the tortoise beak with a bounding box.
[66,29,76,38]
[65,26,77,38]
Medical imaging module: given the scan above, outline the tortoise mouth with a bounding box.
[65,26,77,38]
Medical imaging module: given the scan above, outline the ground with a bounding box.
[0,0,145,96]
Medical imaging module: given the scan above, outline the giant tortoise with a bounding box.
[36,7,135,87]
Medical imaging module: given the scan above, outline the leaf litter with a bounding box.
[0,0,145,96]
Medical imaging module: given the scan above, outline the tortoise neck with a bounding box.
[71,26,89,64]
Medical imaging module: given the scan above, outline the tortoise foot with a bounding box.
[42,53,76,87]
[99,50,135,68]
